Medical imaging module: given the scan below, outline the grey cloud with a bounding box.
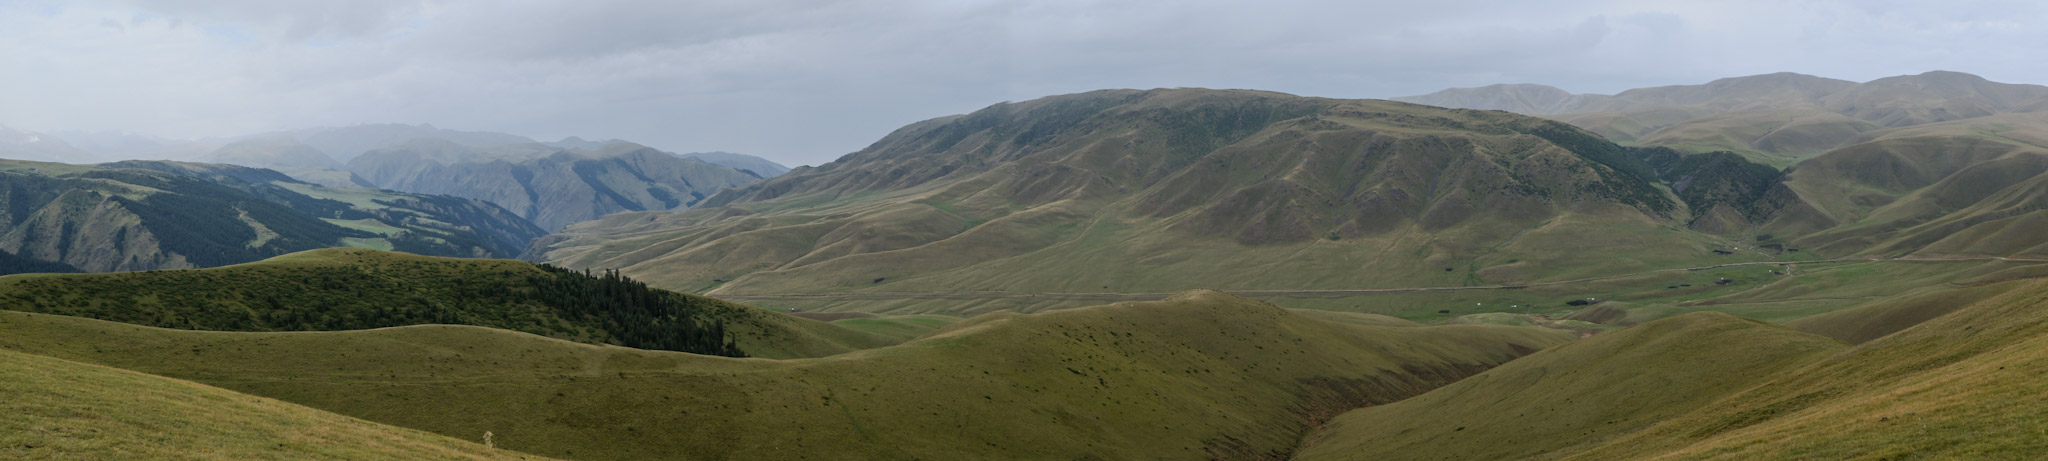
[4,0,2048,167]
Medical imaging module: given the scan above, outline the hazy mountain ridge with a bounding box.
[0,124,103,164]
[677,151,791,177]
[349,140,764,231]
[1398,71,2048,161]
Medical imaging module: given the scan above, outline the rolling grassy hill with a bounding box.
[1,348,537,460]
[530,88,1783,304]
[0,290,1572,460]
[0,248,894,359]
[1297,276,2048,459]
[1295,312,1846,460]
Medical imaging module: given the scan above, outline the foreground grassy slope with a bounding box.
[1570,278,2048,459]
[825,313,963,343]
[0,291,1571,460]
[0,348,535,460]
[1296,312,1845,460]
[1300,277,2048,459]
[0,248,893,359]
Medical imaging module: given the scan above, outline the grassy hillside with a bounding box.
[1783,279,2027,344]
[0,291,1572,460]
[824,313,963,343]
[1755,115,2048,260]
[533,89,1778,300]
[1299,276,2048,459]
[0,248,893,359]
[1295,312,1845,460]
[1570,277,2048,459]
[1,348,538,460]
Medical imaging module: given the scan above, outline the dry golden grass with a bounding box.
[0,348,543,460]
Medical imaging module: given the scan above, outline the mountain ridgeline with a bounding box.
[532,88,1771,296]
[1396,71,2048,162]
[348,140,766,231]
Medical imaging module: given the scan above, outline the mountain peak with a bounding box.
[1391,83,1590,115]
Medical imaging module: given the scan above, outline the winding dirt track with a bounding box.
[717,256,2048,304]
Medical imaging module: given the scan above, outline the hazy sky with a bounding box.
[4,0,2044,166]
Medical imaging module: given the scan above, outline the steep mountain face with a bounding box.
[677,151,791,177]
[348,140,763,231]
[1632,147,1787,233]
[1399,71,2048,162]
[0,159,543,272]
[530,89,1762,296]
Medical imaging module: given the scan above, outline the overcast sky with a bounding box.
[3,0,2044,166]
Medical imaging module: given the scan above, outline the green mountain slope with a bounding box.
[1754,114,2048,259]
[349,140,762,231]
[0,290,1570,460]
[1,348,538,460]
[531,89,1771,301]
[106,160,547,259]
[0,160,370,271]
[1299,276,2048,459]
[0,248,888,358]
